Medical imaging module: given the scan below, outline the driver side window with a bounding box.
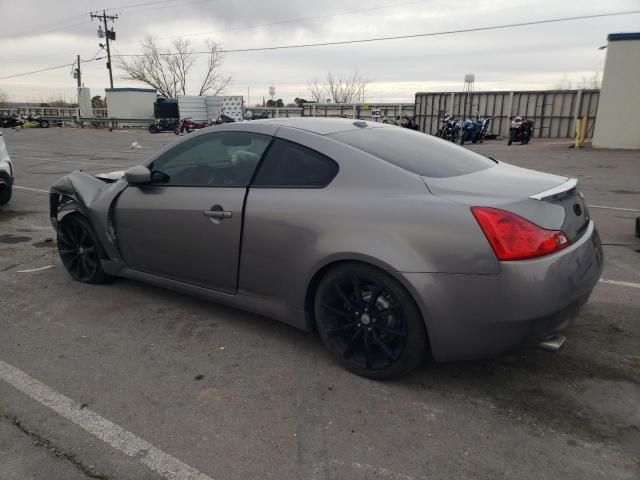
[150,132,271,187]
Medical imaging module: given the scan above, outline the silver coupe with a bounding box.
[50,118,603,379]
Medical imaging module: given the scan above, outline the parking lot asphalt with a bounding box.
[0,126,639,480]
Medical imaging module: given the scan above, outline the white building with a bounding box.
[592,33,640,149]
[105,87,157,119]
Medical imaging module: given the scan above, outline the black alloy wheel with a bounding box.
[315,263,427,379]
[0,185,12,205]
[57,214,108,284]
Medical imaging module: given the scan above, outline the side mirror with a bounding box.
[124,165,151,185]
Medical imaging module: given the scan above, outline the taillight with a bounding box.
[471,207,569,261]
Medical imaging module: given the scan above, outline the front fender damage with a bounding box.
[50,171,129,273]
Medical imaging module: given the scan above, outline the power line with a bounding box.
[156,0,432,41]
[115,9,640,56]
[0,17,91,40]
[105,0,208,12]
[0,63,76,81]
[3,9,638,81]
[0,58,104,81]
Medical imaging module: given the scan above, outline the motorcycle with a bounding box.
[149,118,178,134]
[174,117,212,135]
[212,112,235,125]
[401,116,419,130]
[1,114,25,129]
[436,115,460,142]
[507,116,534,145]
[460,114,493,145]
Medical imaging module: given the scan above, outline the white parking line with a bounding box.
[13,186,49,194]
[588,205,640,213]
[0,360,214,480]
[599,279,640,289]
[11,155,128,168]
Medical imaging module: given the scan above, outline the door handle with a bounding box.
[202,210,232,219]
[202,205,232,223]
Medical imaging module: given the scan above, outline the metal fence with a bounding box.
[0,107,109,119]
[414,89,599,139]
[248,103,415,121]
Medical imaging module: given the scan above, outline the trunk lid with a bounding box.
[423,161,590,243]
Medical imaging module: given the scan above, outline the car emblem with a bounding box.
[573,203,583,216]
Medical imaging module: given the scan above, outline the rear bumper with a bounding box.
[403,220,603,362]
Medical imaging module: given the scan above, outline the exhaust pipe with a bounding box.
[537,334,566,352]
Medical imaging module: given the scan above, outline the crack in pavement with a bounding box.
[0,252,49,272]
[1,413,109,480]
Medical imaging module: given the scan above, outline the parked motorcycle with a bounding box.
[460,114,493,145]
[401,116,419,130]
[174,117,212,135]
[508,116,534,145]
[1,114,25,129]
[436,115,460,142]
[149,118,178,134]
[212,112,235,125]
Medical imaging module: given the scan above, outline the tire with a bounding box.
[39,119,49,128]
[149,124,159,134]
[57,214,109,284]
[0,185,12,205]
[635,217,640,238]
[314,263,428,380]
[174,127,181,135]
[508,131,515,146]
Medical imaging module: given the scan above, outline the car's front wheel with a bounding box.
[0,185,12,205]
[314,263,428,379]
[57,214,109,284]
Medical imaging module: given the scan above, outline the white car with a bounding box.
[0,131,14,204]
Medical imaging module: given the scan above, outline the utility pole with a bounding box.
[90,10,118,88]
[76,55,81,88]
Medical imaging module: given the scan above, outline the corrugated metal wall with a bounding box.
[178,95,245,121]
[177,96,208,121]
[247,103,415,120]
[301,103,415,120]
[414,89,599,138]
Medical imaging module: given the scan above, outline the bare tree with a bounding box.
[553,74,573,90]
[0,88,8,105]
[197,39,232,96]
[576,72,601,90]
[307,72,369,103]
[306,77,326,103]
[326,72,368,103]
[118,36,232,98]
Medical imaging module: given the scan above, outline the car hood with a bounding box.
[95,170,125,182]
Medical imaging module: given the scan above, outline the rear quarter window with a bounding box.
[253,138,338,188]
[329,127,496,178]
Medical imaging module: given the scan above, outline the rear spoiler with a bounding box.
[530,178,577,200]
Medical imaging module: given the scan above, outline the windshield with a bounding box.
[329,127,496,178]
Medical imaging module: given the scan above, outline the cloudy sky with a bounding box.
[0,0,638,104]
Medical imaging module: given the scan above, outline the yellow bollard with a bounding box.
[580,116,588,147]
[575,116,588,148]
[575,118,582,149]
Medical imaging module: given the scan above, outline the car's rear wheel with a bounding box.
[0,185,12,205]
[314,263,428,379]
[57,214,109,284]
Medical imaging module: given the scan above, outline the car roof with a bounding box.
[249,117,388,135]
